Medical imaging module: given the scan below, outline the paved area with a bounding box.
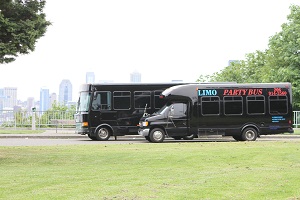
[0,129,299,140]
[0,129,84,139]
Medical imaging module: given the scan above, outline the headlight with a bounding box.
[142,121,149,127]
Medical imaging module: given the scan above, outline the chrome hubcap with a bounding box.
[153,130,163,141]
[99,129,108,138]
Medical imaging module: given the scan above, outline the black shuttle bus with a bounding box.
[74,83,186,140]
[138,83,294,142]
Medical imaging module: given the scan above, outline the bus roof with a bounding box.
[161,82,292,100]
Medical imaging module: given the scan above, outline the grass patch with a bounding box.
[0,129,44,134]
[0,142,300,199]
[292,128,300,135]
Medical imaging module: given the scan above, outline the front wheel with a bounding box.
[241,128,258,141]
[95,127,111,141]
[149,128,165,143]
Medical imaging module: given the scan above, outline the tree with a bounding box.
[0,0,51,64]
[200,4,300,109]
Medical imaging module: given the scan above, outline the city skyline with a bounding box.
[0,70,149,110]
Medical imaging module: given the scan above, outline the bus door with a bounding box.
[91,91,117,127]
[165,102,189,136]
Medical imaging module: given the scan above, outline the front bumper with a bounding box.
[138,128,150,136]
[75,123,89,135]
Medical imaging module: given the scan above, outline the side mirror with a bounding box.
[169,106,174,117]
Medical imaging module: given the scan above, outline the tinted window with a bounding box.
[224,96,243,115]
[247,96,265,115]
[134,91,151,109]
[269,96,288,114]
[113,91,131,110]
[201,96,220,115]
[91,91,111,110]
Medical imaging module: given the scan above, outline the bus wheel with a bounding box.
[95,127,111,141]
[149,128,165,143]
[241,128,257,141]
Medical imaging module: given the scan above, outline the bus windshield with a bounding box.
[155,103,170,115]
[77,92,91,112]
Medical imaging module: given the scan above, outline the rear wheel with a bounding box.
[149,128,165,143]
[241,128,258,141]
[95,127,111,141]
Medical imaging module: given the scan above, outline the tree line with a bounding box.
[1,1,300,109]
[198,5,300,110]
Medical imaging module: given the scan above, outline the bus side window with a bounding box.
[92,92,111,110]
[171,103,187,118]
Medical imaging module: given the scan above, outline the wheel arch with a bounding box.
[149,125,166,136]
[241,123,260,136]
[94,123,114,136]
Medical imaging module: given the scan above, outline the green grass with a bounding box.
[0,142,300,199]
[0,129,44,134]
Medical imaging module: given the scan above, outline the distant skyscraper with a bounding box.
[39,87,50,111]
[27,97,35,112]
[3,87,17,109]
[59,79,72,105]
[228,60,239,66]
[50,93,57,106]
[86,72,95,83]
[0,88,4,111]
[130,71,141,83]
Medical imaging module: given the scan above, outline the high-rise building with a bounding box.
[3,87,17,109]
[59,79,72,105]
[50,93,57,106]
[27,97,35,112]
[86,72,95,83]
[228,60,239,66]
[39,87,50,111]
[130,71,141,83]
[0,88,4,111]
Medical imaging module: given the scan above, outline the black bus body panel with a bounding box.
[75,83,188,137]
[139,83,294,139]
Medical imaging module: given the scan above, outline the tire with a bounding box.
[95,127,111,141]
[88,134,97,140]
[149,128,165,143]
[183,134,195,140]
[241,127,258,141]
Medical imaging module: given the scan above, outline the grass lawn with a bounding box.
[0,142,300,200]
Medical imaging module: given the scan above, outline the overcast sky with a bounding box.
[1,0,299,101]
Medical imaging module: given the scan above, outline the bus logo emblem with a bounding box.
[198,89,217,96]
